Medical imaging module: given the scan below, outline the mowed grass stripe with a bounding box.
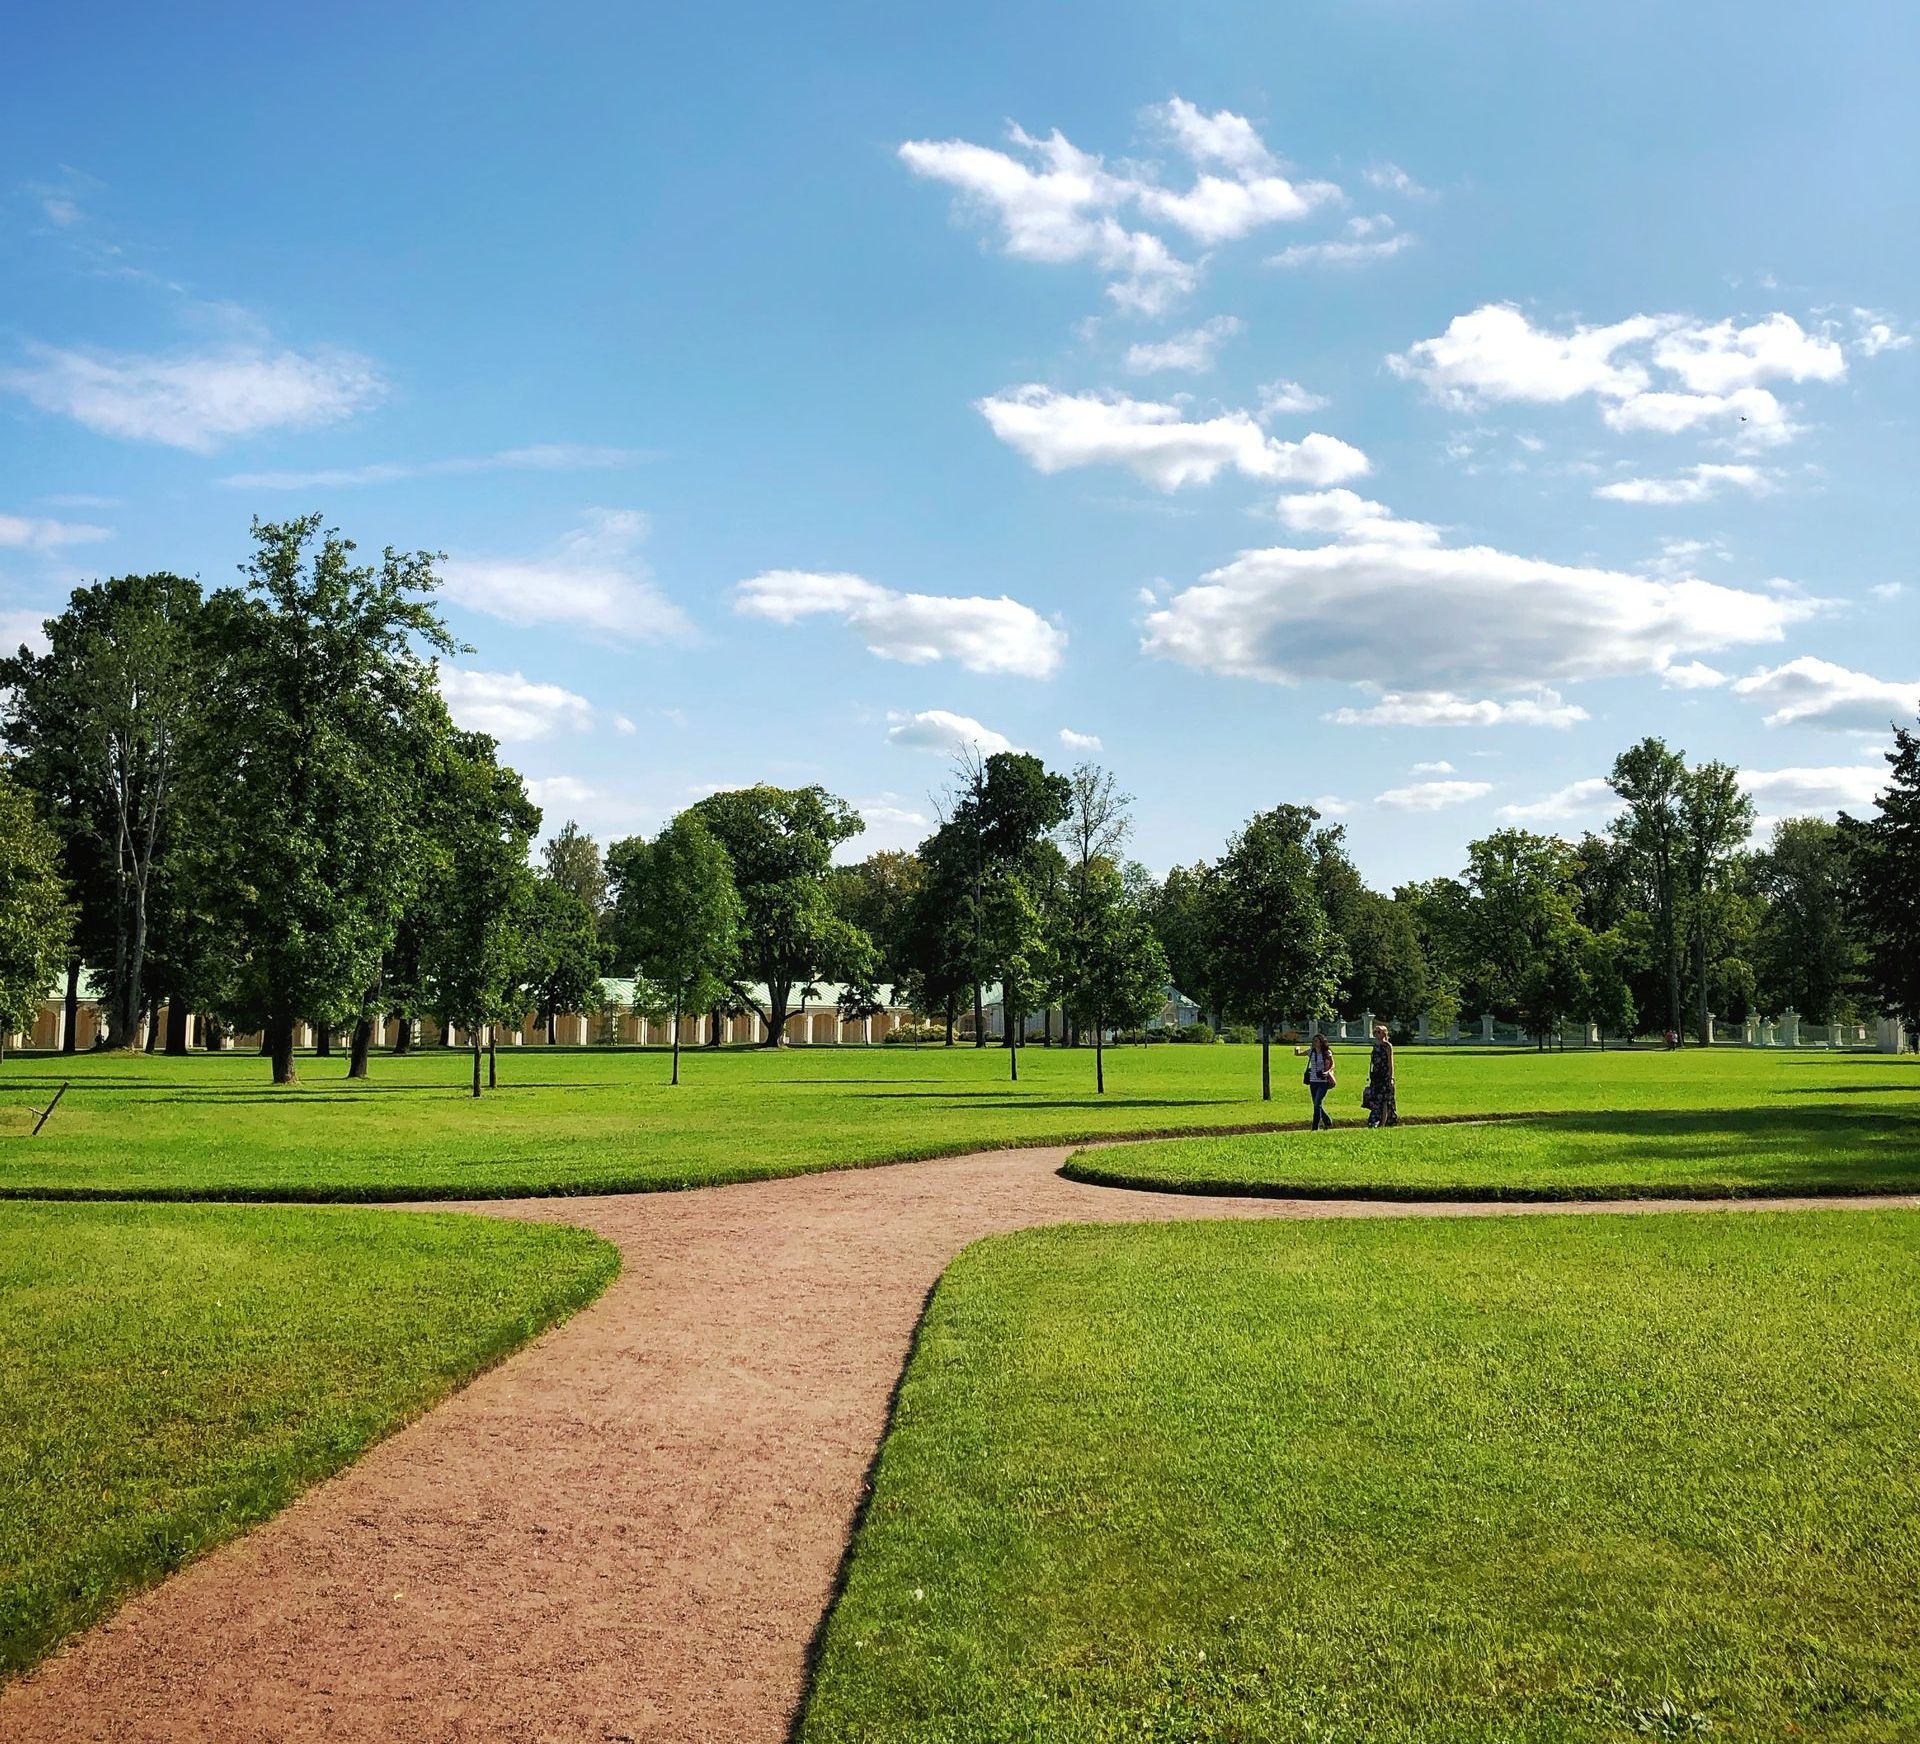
[800,1212,1920,1743]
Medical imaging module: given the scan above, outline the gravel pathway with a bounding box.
[7,1144,1914,1743]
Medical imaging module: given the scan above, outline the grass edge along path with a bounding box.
[797,1211,1920,1743]
[0,1200,619,1679]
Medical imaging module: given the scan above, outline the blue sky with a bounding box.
[4,0,1916,884]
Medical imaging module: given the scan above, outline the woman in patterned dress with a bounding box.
[1365,1022,1398,1127]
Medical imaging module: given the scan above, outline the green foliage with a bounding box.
[624,813,743,1081]
[0,1201,615,1675]
[799,1212,1920,1742]
[1057,860,1169,1090]
[0,772,72,1039]
[542,819,608,918]
[1461,828,1589,1043]
[690,784,872,1043]
[1839,723,1920,1025]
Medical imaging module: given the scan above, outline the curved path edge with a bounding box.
[6,1142,1916,1743]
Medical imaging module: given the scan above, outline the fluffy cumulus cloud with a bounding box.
[1326,690,1588,729]
[979,386,1368,490]
[1275,489,1439,546]
[0,340,383,451]
[847,795,931,856]
[886,708,1016,757]
[1125,316,1243,374]
[440,509,692,644]
[1257,379,1329,417]
[1390,305,1856,447]
[0,512,111,550]
[1497,777,1621,822]
[1269,214,1413,269]
[437,668,597,742]
[1740,761,1890,820]
[1595,463,1772,505]
[734,569,1064,679]
[1374,778,1493,811]
[1059,726,1103,751]
[1142,537,1813,697]
[899,98,1340,312]
[1731,656,1920,733]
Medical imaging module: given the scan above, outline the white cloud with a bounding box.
[523,774,602,810]
[1410,760,1456,774]
[0,512,111,550]
[1310,794,1354,816]
[1660,660,1729,690]
[1497,777,1621,822]
[1151,97,1276,174]
[1257,379,1329,417]
[219,444,646,490]
[1125,316,1243,374]
[1740,762,1889,819]
[845,796,931,857]
[1640,537,1730,578]
[1731,656,1920,732]
[437,668,596,742]
[1363,162,1431,198]
[1144,537,1809,693]
[1853,310,1911,357]
[886,708,1016,757]
[734,569,1063,678]
[1276,488,1439,546]
[1135,171,1339,245]
[978,386,1369,490]
[1,341,383,451]
[0,609,52,656]
[1595,463,1771,505]
[1326,690,1589,729]
[1269,216,1414,269]
[1869,582,1904,601]
[1390,304,1861,446]
[1059,727,1103,751]
[1375,779,1493,811]
[440,509,692,644]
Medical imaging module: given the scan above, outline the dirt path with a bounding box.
[7,1145,1916,1743]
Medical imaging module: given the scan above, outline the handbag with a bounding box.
[1303,1067,1314,1086]
[1361,1086,1375,1109]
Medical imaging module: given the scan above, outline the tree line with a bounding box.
[1,517,1916,1092]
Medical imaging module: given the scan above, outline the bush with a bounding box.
[1219,1024,1263,1045]
[881,1022,948,1045]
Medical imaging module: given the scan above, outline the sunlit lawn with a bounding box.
[1,1041,1913,1201]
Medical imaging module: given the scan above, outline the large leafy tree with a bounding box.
[896,822,976,1044]
[543,820,608,919]
[627,814,743,1084]
[1839,724,1920,1027]
[831,848,926,1008]
[0,770,72,1051]
[1461,829,1591,1048]
[1059,860,1169,1093]
[1609,737,1689,1036]
[1147,861,1224,1031]
[523,877,607,1044]
[0,574,202,1047]
[1206,804,1342,1100]
[192,516,457,1084]
[1676,759,1755,1042]
[690,784,871,1045]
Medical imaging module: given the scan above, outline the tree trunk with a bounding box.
[1095,1025,1105,1094]
[1695,932,1711,1046]
[707,1007,722,1048]
[144,996,160,1053]
[488,1027,497,1089]
[471,1039,482,1098]
[391,1011,413,1055]
[671,996,682,1085]
[546,1006,557,1045]
[62,958,79,1056]
[349,1015,373,1078]
[1260,1020,1272,1102]
[314,1023,331,1057]
[267,1013,297,1085]
[165,1000,191,1056]
[943,998,955,1047]
[973,982,984,1047]
[1009,1020,1018,1081]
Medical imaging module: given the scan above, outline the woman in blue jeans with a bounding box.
[1295,1032,1336,1128]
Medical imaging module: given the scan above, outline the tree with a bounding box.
[1578,927,1639,1049]
[192,516,457,1084]
[419,734,540,1096]
[1207,805,1342,1100]
[896,823,975,1044]
[1752,817,1861,1023]
[977,857,1055,1080]
[1147,862,1224,1031]
[831,848,925,1017]
[0,771,72,1051]
[690,785,871,1045]
[0,574,202,1047]
[625,815,742,1084]
[1461,829,1590,1048]
[1609,738,1688,1036]
[1059,860,1169,1093]
[1338,887,1428,1026]
[1676,759,1755,1043]
[1839,723,1920,1027]
[522,877,608,1047]
[543,820,608,919]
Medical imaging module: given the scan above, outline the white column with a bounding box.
[1480,1013,1496,1043]
[1780,1010,1800,1047]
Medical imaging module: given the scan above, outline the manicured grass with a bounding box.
[1064,1102,1920,1200]
[0,1043,1913,1201]
[0,1201,617,1677]
[800,1213,1920,1742]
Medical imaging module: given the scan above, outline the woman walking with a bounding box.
[1364,1022,1398,1128]
[1294,1033,1336,1128]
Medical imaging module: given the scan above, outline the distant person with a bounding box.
[1364,1023,1398,1128]
[1294,1032,1336,1129]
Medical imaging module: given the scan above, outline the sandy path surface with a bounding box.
[7,1144,1916,1743]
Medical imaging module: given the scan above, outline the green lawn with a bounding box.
[799,1213,1920,1743]
[0,1201,616,1677]
[1064,1101,1920,1199]
[0,1043,1913,1201]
